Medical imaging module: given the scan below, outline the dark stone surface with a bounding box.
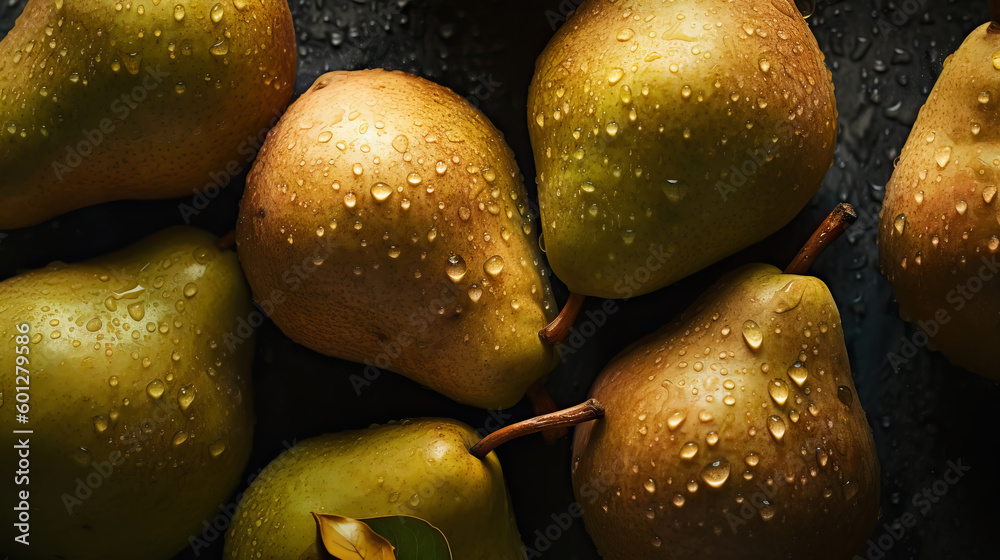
[1,0,997,558]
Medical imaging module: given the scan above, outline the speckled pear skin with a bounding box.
[236,69,557,410]
[571,264,879,560]
[879,22,1000,379]
[0,226,255,560]
[224,419,525,560]
[0,0,296,229]
[528,0,837,298]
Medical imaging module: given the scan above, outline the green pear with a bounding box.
[224,419,524,560]
[528,0,837,298]
[0,226,255,560]
[879,20,1000,379]
[571,264,880,559]
[236,69,557,409]
[0,0,296,229]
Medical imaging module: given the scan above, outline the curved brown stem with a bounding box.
[539,293,586,345]
[217,230,236,251]
[470,399,605,459]
[784,203,856,275]
[527,380,568,443]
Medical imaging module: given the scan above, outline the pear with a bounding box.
[571,208,880,559]
[224,419,524,560]
[0,226,255,560]
[237,69,557,409]
[879,19,1000,379]
[0,0,296,229]
[528,0,837,298]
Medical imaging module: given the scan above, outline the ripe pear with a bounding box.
[237,69,557,409]
[528,0,837,298]
[571,265,880,559]
[0,226,255,560]
[879,20,1000,379]
[224,419,524,560]
[0,0,296,229]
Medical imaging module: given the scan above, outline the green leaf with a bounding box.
[363,516,453,560]
[311,513,452,560]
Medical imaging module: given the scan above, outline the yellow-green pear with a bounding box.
[572,215,879,558]
[879,19,1000,379]
[528,0,837,298]
[0,226,255,560]
[0,0,296,229]
[224,419,524,560]
[237,69,557,409]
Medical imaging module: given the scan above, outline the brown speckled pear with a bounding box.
[0,226,255,560]
[224,419,524,560]
[236,69,557,409]
[0,0,296,229]
[879,21,1000,379]
[571,265,879,560]
[528,0,837,298]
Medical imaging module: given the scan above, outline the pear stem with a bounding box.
[469,399,605,459]
[784,203,857,275]
[527,380,569,443]
[217,230,236,251]
[992,0,1000,30]
[539,293,586,345]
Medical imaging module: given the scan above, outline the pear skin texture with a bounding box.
[0,227,255,560]
[571,265,880,560]
[879,22,1000,379]
[237,69,557,409]
[528,0,837,298]
[223,419,525,560]
[0,0,296,229]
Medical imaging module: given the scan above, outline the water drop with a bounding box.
[742,320,762,349]
[768,379,789,405]
[146,379,165,399]
[445,255,467,282]
[371,182,392,202]
[178,385,196,411]
[787,362,808,386]
[484,255,505,276]
[700,459,731,488]
[767,415,786,441]
[173,4,185,21]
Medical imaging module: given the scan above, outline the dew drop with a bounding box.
[700,459,731,488]
[768,379,789,405]
[484,255,505,276]
[741,320,763,349]
[146,379,165,399]
[371,182,392,202]
[767,415,786,441]
[445,255,467,282]
[787,362,808,386]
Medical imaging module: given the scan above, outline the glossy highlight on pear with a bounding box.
[879,19,1000,379]
[0,226,255,560]
[223,419,524,560]
[236,69,557,409]
[0,0,297,228]
[528,0,837,298]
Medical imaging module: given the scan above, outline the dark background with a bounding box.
[1,0,997,558]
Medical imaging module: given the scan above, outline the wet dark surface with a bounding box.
[1,0,998,558]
